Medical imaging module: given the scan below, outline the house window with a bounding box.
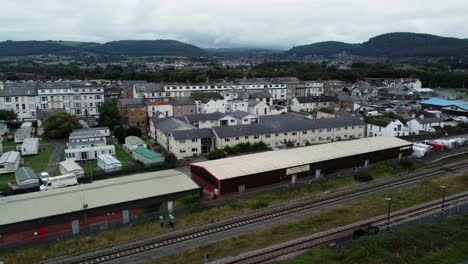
[245,136,249,139]
[284,132,288,136]
[225,138,231,142]
[265,134,270,138]
[275,133,279,136]
[5,97,11,102]
[180,140,185,143]
[235,137,240,140]
[192,148,198,152]
[180,150,186,153]
[292,132,297,136]
[302,131,307,134]
[191,139,197,143]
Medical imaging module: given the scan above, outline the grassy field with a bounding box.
[282,215,468,264]
[151,173,468,264]
[0,173,15,182]
[23,146,53,172]
[82,161,98,177]
[1,169,467,264]
[115,145,133,167]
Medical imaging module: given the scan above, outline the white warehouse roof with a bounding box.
[0,169,199,226]
[193,137,412,180]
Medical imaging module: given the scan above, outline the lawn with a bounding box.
[0,183,10,193]
[82,161,98,177]
[152,173,468,264]
[0,173,15,182]
[282,215,468,264]
[23,146,53,172]
[115,145,133,167]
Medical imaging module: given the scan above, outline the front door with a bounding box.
[72,220,80,234]
[81,152,88,161]
[291,174,297,184]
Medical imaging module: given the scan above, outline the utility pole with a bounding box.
[385,198,392,232]
[440,186,447,218]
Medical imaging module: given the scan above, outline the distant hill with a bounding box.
[0,39,207,57]
[288,33,468,58]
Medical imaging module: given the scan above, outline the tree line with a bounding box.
[1,61,467,88]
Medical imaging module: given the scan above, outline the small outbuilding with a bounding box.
[21,138,39,156]
[124,136,147,152]
[97,154,122,172]
[132,148,165,167]
[59,160,85,178]
[0,151,20,174]
[9,167,40,190]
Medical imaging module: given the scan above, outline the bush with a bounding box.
[238,142,252,152]
[400,157,415,169]
[353,170,374,182]
[251,141,270,151]
[285,140,294,147]
[207,149,227,160]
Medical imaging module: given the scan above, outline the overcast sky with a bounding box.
[1,0,467,49]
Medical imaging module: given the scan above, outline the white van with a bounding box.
[39,174,78,191]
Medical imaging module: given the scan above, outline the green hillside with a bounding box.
[0,39,206,57]
[288,32,468,58]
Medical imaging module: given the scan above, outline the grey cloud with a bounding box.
[0,0,467,49]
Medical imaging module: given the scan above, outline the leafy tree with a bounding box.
[207,149,227,160]
[0,109,17,121]
[43,112,82,139]
[113,126,142,143]
[127,126,142,137]
[97,100,121,130]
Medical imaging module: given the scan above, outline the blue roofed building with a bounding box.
[420,98,468,116]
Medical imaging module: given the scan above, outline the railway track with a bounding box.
[213,192,468,264]
[59,160,468,264]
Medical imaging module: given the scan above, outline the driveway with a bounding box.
[45,139,67,173]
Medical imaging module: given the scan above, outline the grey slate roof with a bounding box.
[134,83,164,93]
[119,98,144,107]
[171,97,196,106]
[296,96,338,104]
[171,128,214,140]
[184,112,226,122]
[0,85,38,96]
[153,117,192,134]
[337,94,361,102]
[214,116,364,138]
[229,111,252,119]
[414,117,443,124]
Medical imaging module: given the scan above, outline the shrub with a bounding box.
[400,157,415,169]
[286,140,294,148]
[238,142,252,152]
[353,170,374,182]
[251,141,270,151]
[207,149,227,160]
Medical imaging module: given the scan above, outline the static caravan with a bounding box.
[124,136,147,152]
[0,151,20,174]
[14,127,32,143]
[132,148,165,167]
[8,167,40,190]
[21,138,39,155]
[0,122,9,136]
[59,160,85,178]
[97,154,122,172]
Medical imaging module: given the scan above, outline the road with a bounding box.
[45,139,67,173]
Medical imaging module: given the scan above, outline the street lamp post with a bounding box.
[385,198,392,232]
[440,186,447,218]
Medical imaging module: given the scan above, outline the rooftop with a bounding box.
[119,98,145,108]
[59,160,83,172]
[420,98,468,111]
[132,148,163,159]
[0,151,20,164]
[171,128,214,140]
[0,170,199,226]
[97,154,121,165]
[192,137,411,180]
[15,167,38,183]
[125,136,145,146]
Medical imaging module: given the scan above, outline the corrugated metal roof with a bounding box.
[125,136,145,146]
[132,148,163,159]
[420,98,468,111]
[0,169,199,225]
[15,167,38,183]
[59,160,83,172]
[0,151,20,164]
[22,137,39,146]
[97,154,121,166]
[193,137,411,180]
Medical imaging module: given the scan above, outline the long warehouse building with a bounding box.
[191,137,412,197]
[0,170,199,246]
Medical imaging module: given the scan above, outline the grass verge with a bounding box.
[151,173,468,264]
[282,215,468,264]
[23,146,53,172]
